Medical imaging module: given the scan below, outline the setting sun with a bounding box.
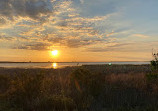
[51,50,58,56]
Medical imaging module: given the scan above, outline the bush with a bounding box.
[146,52,158,93]
[146,52,158,81]
[151,52,158,72]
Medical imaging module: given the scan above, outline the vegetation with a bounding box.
[1,64,158,110]
[146,51,158,82]
[151,52,158,72]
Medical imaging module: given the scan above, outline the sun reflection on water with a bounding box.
[52,63,57,69]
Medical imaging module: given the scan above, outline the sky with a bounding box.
[0,0,158,62]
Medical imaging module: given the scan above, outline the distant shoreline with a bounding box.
[0,61,150,63]
[0,62,150,69]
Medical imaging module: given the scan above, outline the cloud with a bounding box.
[13,42,51,50]
[0,0,122,50]
[86,41,155,53]
[132,34,149,38]
[0,17,6,26]
[106,30,114,37]
[0,0,53,20]
[0,34,15,41]
[80,0,84,4]
[86,43,128,52]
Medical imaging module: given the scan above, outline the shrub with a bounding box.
[146,52,158,82]
[146,52,158,93]
[151,52,158,72]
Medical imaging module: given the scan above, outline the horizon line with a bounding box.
[0,61,150,63]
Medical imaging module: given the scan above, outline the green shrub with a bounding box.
[146,73,158,81]
[151,60,158,71]
[151,52,158,72]
[146,52,158,81]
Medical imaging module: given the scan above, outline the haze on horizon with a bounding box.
[0,0,158,62]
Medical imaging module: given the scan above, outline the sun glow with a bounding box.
[52,63,57,69]
[51,50,58,56]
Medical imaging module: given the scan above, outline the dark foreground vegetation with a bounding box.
[1,64,158,111]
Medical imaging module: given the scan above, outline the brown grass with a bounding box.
[105,73,147,90]
[1,65,158,111]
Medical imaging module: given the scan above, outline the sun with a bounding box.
[51,50,58,56]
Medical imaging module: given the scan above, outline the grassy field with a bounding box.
[1,65,158,111]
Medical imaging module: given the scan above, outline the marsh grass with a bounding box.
[1,65,158,111]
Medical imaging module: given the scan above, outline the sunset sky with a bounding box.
[0,0,158,62]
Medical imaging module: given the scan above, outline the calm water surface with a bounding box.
[0,62,150,69]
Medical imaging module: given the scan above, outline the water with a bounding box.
[0,61,150,69]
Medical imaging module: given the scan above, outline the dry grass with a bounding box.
[105,73,147,90]
[1,65,158,111]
